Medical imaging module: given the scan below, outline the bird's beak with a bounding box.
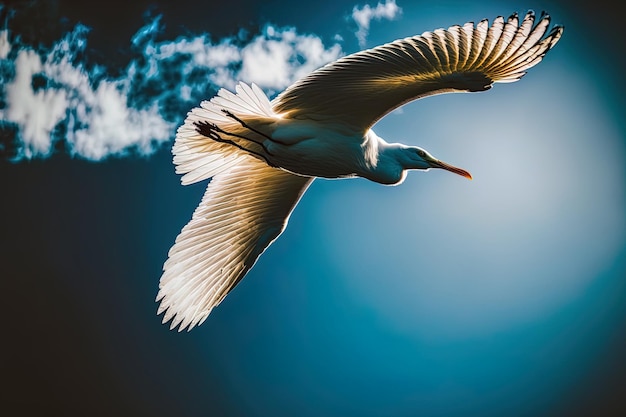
[429,159,472,180]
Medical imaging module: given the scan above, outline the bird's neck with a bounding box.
[359,131,407,185]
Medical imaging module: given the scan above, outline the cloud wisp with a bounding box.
[351,0,402,47]
[0,15,342,161]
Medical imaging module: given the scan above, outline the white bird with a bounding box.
[157,11,563,331]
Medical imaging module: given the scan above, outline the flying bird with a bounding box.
[157,11,563,331]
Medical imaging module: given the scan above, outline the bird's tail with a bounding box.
[172,82,276,185]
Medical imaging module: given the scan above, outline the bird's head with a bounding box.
[405,146,472,180]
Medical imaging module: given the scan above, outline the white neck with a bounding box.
[359,131,407,185]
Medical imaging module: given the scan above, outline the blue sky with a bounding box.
[1,0,624,416]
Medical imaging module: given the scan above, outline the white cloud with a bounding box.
[0,25,174,160]
[351,0,402,47]
[68,81,171,159]
[2,49,68,157]
[0,30,10,59]
[240,26,342,92]
[0,16,343,161]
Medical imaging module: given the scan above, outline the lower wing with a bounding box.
[157,158,312,331]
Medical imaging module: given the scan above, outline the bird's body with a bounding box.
[233,121,404,183]
[249,120,369,179]
[157,11,564,331]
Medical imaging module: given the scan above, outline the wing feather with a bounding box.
[466,19,489,69]
[272,11,563,132]
[158,160,312,331]
[446,25,462,71]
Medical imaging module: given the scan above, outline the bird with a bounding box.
[157,11,564,331]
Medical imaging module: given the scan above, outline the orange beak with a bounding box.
[429,159,472,180]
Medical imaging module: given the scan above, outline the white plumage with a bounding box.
[157,11,563,331]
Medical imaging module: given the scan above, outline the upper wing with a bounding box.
[157,158,312,331]
[272,11,563,132]
[158,82,313,331]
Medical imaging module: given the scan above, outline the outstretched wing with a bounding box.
[158,83,313,331]
[272,11,563,132]
[157,159,312,331]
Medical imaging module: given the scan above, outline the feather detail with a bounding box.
[273,10,563,132]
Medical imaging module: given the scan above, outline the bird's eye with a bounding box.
[417,150,425,157]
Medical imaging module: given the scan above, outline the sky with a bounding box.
[1,0,625,416]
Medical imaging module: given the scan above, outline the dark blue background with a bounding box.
[1,1,624,416]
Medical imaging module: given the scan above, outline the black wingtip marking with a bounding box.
[441,72,493,92]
